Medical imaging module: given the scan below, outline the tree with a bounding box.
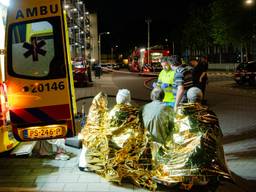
[210,0,256,62]
[182,4,212,57]
[210,0,243,46]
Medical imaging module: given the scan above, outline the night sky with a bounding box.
[85,0,211,54]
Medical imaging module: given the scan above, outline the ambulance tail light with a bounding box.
[5,82,40,108]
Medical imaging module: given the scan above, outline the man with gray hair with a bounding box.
[187,86,203,103]
[141,87,174,145]
[116,89,131,105]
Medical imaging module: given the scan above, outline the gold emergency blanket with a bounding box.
[81,92,109,174]
[81,94,156,190]
[153,103,232,186]
[81,93,231,190]
[105,104,156,190]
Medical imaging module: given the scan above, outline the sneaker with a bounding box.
[55,153,70,161]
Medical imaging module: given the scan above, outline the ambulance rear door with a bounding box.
[5,0,76,141]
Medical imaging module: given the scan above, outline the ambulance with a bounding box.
[0,0,19,153]
[2,0,77,143]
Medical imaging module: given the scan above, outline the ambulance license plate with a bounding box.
[23,127,64,139]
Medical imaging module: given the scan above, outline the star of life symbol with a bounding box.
[23,37,46,61]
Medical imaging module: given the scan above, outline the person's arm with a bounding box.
[199,62,208,82]
[174,85,185,111]
[199,72,207,82]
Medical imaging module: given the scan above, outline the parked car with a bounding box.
[72,61,89,87]
[97,63,120,72]
[234,61,256,85]
[106,63,120,70]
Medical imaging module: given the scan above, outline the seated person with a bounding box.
[187,86,203,103]
[105,89,153,189]
[141,87,174,146]
[107,89,135,149]
[153,87,232,188]
[78,92,109,172]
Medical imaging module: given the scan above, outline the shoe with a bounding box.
[79,166,85,171]
[55,153,70,161]
[78,166,94,172]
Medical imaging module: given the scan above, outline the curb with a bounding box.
[208,72,233,76]
[144,77,157,90]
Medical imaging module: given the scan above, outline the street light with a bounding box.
[0,0,9,6]
[245,0,254,6]
[145,18,151,65]
[98,32,110,64]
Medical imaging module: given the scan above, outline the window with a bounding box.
[8,17,66,79]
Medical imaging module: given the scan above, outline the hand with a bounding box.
[152,82,157,88]
[161,83,169,89]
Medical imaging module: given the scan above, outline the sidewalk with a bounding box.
[0,73,133,192]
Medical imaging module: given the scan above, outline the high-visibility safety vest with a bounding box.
[157,70,175,103]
